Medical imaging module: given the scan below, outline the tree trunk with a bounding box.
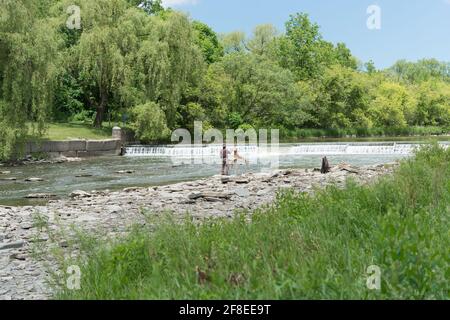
[321,157,331,174]
[93,90,107,128]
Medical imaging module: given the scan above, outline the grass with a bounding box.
[52,144,449,300]
[42,122,112,141]
[38,123,450,142]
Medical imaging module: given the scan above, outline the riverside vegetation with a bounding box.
[1,1,450,161]
[49,144,449,300]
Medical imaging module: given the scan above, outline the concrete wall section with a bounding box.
[86,140,120,152]
[26,139,121,157]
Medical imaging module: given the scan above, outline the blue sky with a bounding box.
[163,0,450,69]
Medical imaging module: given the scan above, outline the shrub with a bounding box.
[130,102,170,143]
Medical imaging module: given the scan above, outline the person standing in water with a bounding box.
[220,144,231,175]
[233,148,248,165]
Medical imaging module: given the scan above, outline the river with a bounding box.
[0,141,448,206]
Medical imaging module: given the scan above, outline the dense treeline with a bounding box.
[1,0,449,158]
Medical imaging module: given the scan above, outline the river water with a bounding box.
[1,141,448,206]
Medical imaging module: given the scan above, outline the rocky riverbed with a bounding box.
[0,162,398,300]
[0,155,83,167]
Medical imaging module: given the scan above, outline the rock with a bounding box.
[10,253,26,261]
[271,172,281,178]
[180,199,196,205]
[0,177,16,181]
[0,241,25,251]
[188,192,203,200]
[20,223,33,230]
[221,176,232,184]
[75,174,93,178]
[70,190,92,198]
[24,193,57,199]
[106,205,123,214]
[235,188,250,198]
[336,163,360,174]
[0,171,11,175]
[257,189,272,197]
[24,178,44,182]
[0,234,5,241]
[204,197,223,203]
[123,187,141,193]
[188,191,231,201]
[116,170,135,174]
[235,179,250,184]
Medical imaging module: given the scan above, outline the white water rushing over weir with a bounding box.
[125,142,449,157]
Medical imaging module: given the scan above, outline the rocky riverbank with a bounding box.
[0,155,83,167]
[0,162,398,300]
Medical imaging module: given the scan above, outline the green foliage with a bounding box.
[1,3,449,160]
[200,53,300,129]
[0,0,60,160]
[54,145,450,299]
[192,21,224,64]
[276,13,326,80]
[220,31,247,54]
[369,81,416,128]
[128,0,164,15]
[388,59,450,84]
[413,81,450,126]
[130,102,170,143]
[247,24,278,56]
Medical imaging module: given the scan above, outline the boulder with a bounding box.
[335,163,360,174]
[24,177,44,182]
[221,176,232,184]
[0,241,25,251]
[235,188,250,198]
[70,190,92,198]
[75,174,93,178]
[188,191,231,201]
[116,170,135,174]
[24,193,57,199]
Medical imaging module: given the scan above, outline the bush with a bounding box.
[70,110,95,124]
[130,102,170,143]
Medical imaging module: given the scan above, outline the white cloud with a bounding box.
[162,0,198,7]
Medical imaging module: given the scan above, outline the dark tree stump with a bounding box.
[321,157,331,174]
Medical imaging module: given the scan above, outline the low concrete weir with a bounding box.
[125,142,449,157]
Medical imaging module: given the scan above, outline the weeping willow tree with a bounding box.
[119,10,205,129]
[0,0,59,160]
[64,0,204,128]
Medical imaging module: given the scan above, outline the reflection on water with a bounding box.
[0,142,448,206]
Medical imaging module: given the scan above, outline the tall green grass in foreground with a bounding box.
[54,144,449,300]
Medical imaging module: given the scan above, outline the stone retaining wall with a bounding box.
[24,127,125,158]
[25,139,121,157]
